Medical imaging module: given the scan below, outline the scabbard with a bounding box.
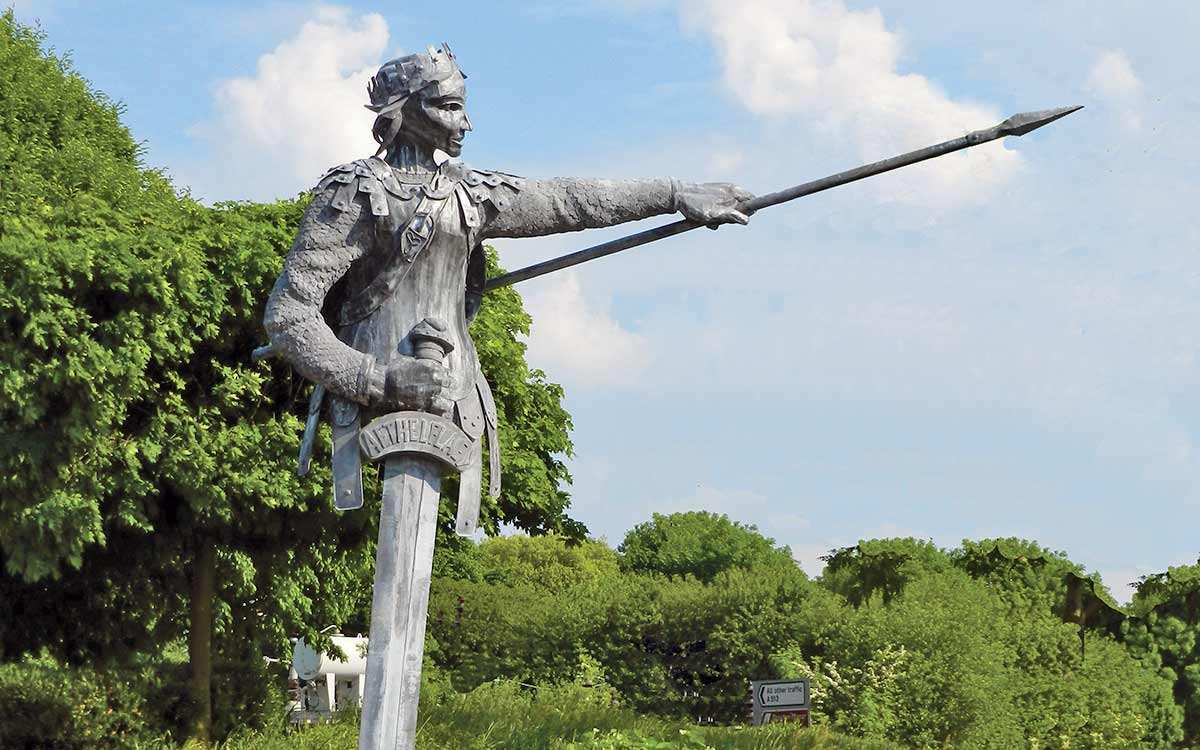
[455,451,482,536]
[452,372,501,535]
[477,372,501,499]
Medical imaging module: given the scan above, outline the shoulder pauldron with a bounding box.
[460,168,524,212]
[314,158,424,218]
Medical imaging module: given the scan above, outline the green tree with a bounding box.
[477,533,619,590]
[952,537,1087,614]
[783,565,1180,749]
[1123,559,1200,746]
[0,12,574,743]
[611,565,829,721]
[618,511,794,583]
[429,530,834,722]
[819,537,953,606]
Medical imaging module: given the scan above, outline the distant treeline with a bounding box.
[418,514,1198,749]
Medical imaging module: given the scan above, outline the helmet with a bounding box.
[366,43,466,118]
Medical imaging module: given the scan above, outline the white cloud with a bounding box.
[623,250,1200,495]
[680,0,1020,207]
[522,272,649,388]
[1087,50,1141,99]
[187,5,387,201]
[1086,49,1143,130]
[662,484,775,518]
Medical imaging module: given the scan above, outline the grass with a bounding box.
[202,679,900,750]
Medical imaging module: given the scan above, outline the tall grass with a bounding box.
[200,679,898,750]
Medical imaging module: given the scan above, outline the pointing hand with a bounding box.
[673,181,755,228]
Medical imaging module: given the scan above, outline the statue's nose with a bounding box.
[463,112,473,133]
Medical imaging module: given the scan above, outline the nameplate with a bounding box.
[359,411,474,472]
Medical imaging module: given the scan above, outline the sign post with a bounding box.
[750,679,811,726]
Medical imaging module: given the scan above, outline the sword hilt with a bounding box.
[410,317,454,363]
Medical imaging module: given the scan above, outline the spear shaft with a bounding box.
[483,105,1082,292]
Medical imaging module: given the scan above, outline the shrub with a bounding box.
[0,655,158,749]
[619,512,794,583]
[429,560,835,723]
[775,566,1182,749]
[478,534,620,590]
[140,652,284,742]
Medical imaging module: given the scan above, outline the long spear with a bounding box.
[483,105,1082,291]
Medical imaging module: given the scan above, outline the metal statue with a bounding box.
[261,44,752,750]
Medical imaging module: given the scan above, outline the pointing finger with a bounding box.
[715,209,749,225]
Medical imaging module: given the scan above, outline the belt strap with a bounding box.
[339,177,458,327]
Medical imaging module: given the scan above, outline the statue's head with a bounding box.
[367,44,471,159]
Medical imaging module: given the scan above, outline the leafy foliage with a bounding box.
[477,533,619,589]
[777,564,1181,749]
[619,511,794,583]
[0,10,574,741]
[429,531,1185,748]
[429,538,833,722]
[819,538,953,606]
[0,654,160,749]
[1124,559,1200,746]
[149,671,898,749]
[952,537,1086,613]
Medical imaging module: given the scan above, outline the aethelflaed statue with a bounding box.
[263,44,752,519]
[260,43,1078,750]
[262,45,751,748]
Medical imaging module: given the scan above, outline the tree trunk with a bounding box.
[187,539,216,746]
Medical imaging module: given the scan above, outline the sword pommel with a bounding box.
[410,317,454,362]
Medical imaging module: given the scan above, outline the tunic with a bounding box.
[263,155,678,510]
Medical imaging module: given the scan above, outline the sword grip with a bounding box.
[413,341,445,362]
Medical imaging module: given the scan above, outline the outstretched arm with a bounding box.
[481,177,751,240]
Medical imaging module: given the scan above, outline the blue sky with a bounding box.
[13,0,1199,598]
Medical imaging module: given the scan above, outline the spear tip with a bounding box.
[997,105,1084,137]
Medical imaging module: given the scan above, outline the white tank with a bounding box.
[291,636,369,681]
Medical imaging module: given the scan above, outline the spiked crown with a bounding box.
[366,43,466,117]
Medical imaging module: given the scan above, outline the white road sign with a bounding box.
[753,679,809,709]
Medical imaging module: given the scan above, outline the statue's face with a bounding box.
[405,79,472,158]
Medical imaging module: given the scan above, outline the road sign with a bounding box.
[755,679,808,708]
[762,708,810,725]
[750,679,811,726]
